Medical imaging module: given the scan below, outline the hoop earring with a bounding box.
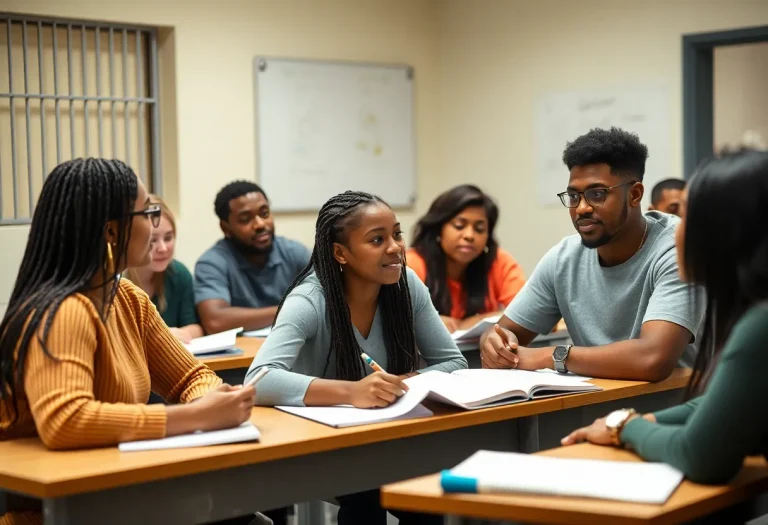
[339,264,344,273]
[105,242,115,275]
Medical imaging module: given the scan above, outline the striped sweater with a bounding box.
[0,278,221,449]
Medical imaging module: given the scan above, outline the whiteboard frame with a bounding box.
[252,56,417,213]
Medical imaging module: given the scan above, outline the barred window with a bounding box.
[0,14,161,224]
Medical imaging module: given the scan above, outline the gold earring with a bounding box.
[105,242,115,274]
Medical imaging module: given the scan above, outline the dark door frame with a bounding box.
[682,25,768,176]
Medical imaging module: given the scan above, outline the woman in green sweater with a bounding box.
[125,195,203,343]
[562,149,768,486]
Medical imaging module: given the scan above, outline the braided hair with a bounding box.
[0,158,139,421]
[274,191,419,381]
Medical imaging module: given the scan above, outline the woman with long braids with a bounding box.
[408,184,526,333]
[246,190,466,524]
[561,150,768,519]
[0,159,256,525]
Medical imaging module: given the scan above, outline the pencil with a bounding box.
[244,367,270,388]
[360,352,385,373]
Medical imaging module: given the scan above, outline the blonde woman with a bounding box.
[126,196,203,343]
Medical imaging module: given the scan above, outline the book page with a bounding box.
[405,370,527,408]
[277,387,432,427]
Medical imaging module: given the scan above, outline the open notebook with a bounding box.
[184,327,243,356]
[441,450,684,504]
[403,369,600,410]
[277,387,434,428]
[119,422,261,452]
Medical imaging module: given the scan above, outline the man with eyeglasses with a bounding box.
[480,127,703,381]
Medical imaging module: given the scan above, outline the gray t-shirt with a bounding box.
[505,212,704,367]
[194,236,310,308]
[246,267,468,406]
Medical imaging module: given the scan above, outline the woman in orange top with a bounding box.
[408,184,526,333]
[0,159,256,525]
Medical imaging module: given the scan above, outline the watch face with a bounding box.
[553,346,569,361]
[606,409,630,428]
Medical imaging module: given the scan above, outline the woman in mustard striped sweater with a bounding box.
[0,159,256,525]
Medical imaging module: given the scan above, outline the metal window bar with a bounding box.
[0,14,161,224]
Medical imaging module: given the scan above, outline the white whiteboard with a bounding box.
[535,86,671,208]
[254,58,416,212]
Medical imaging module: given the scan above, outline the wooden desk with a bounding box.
[0,370,690,525]
[199,337,264,372]
[382,443,768,525]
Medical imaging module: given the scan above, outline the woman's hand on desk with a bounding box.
[349,372,408,409]
[561,413,654,447]
[166,383,255,436]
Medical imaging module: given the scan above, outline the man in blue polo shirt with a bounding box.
[195,180,310,334]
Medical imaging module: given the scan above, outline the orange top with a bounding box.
[0,279,221,450]
[406,248,526,319]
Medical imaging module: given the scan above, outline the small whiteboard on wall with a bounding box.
[254,58,416,212]
[535,86,671,208]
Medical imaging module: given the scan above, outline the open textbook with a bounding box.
[276,369,600,427]
[183,327,243,356]
[441,450,684,504]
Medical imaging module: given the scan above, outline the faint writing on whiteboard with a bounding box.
[535,86,670,208]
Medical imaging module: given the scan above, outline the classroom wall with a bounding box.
[0,0,442,315]
[1,0,767,316]
[713,42,768,151]
[436,0,768,273]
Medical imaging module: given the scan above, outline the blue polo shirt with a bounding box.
[194,237,311,308]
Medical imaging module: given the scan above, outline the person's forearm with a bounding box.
[527,340,678,382]
[165,404,204,436]
[182,324,204,339]
[202,306,278,333]
[303,378,353,406]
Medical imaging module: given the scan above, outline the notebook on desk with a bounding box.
[277,387,434,428]
[119,422,261,452]
[403,369,600,410]
[184,327,243,356]
[441,450,684,504]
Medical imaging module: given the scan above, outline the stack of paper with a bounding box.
[441,450,684,504]
[184,327,243,356]
[119,422,261,452]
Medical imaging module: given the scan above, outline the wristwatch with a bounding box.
[552,345,572,374]
[605,408,637,446]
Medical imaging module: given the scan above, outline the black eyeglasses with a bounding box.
[127,204,162,227]
[557,182,636,208]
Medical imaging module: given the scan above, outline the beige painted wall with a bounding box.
[714,42,768,151]
[1,0,767,316]
[436,0,768,272]
[0,0,442,315]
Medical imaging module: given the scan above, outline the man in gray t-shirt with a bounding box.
[481,128,704,381]
[195,181,310,333]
